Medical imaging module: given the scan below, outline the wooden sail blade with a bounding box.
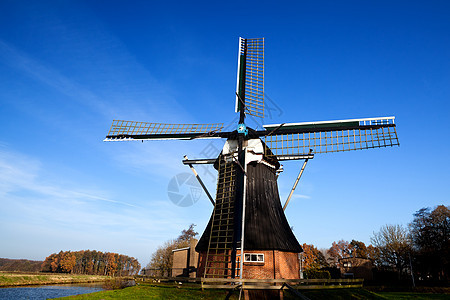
[235,37,264,118]
[262,117,399,156]
[104,120,224,141]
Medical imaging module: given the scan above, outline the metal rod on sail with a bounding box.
[184,155,215,206]
[239,152,248,279]
[283,150,313,211]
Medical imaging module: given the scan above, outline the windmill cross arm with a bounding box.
[104,133,224,141]
[183,155,215,206]
[260,116,399,156]
[276,154,314,161]
[260,116,396,136]
[182,158,216,165]
[104,120,227,141]
[255,123,395,137]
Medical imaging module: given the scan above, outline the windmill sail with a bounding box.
[262,116,399,157]
[104,37,400,281]
[104,120,224,141]
[235,37,265,118]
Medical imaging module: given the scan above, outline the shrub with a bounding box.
[304,268,331,279]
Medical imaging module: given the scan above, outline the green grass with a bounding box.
[58,283,239,299]
[58,284,450,300]
[297,289,450,300]
[289,288,384,299]
[0,271,110,287]
[376,292,450,299]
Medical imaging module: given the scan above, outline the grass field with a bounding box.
[376,292,450,299]
[300,289,450,300]
[297,288,382,299]
[0,271,110,287]
[2,273,448,299]
[59,283,240,299]
[56,283,450,300]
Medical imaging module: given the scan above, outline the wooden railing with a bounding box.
[135,276,364,291]
[200,278,363,290]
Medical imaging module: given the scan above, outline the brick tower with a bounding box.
[195,136,302,279]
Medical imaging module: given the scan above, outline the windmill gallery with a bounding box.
[104,38,399,280]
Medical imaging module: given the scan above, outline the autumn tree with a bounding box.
[301,243,328,270]
[371,224,412,278]
[51,253,60,272]
[366,244,382,267]
[409,205,450,280]
[347,240,368,258]
[41,250,140,276]
[41,251,75,273]
[41,253,57,272]
[105,252,118,276]
[60,251,76,273]
[327,240,350,267]
[301,244,330,279]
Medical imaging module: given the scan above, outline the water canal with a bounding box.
[0,283,104,299]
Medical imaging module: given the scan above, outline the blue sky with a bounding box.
[0,0,449,267]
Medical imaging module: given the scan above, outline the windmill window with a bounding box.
[244,253,264,262]
[343,262,352,268]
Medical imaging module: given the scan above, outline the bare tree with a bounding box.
[319,248,332,266]
[146,224,198,276]
[371,224,411,278]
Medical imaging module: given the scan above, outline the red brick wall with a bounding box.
[242,250,274,279]
[197,250,300,279]
[276,250,300,279]
[197,251,236,278]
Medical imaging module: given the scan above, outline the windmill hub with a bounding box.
[237,123,248,136]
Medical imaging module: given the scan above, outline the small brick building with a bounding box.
[171,239,198,278]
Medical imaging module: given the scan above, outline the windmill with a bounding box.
[104,37,399,280]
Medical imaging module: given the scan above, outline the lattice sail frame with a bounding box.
[235,37,264,118]
[104,120,224,141]
[263,117,399,156]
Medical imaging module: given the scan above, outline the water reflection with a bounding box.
[0,283,104,300]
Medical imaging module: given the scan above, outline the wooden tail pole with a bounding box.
[283,150,313,211]
[184,155,215,206]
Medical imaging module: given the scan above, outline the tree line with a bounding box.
[41,250,141,276]
[145,205,448,283]
[300,205,449,283]
[0,258,43,272]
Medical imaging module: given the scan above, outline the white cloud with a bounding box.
[0,145,209,265]
[0,146,135,208]
[292,194,311,199]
